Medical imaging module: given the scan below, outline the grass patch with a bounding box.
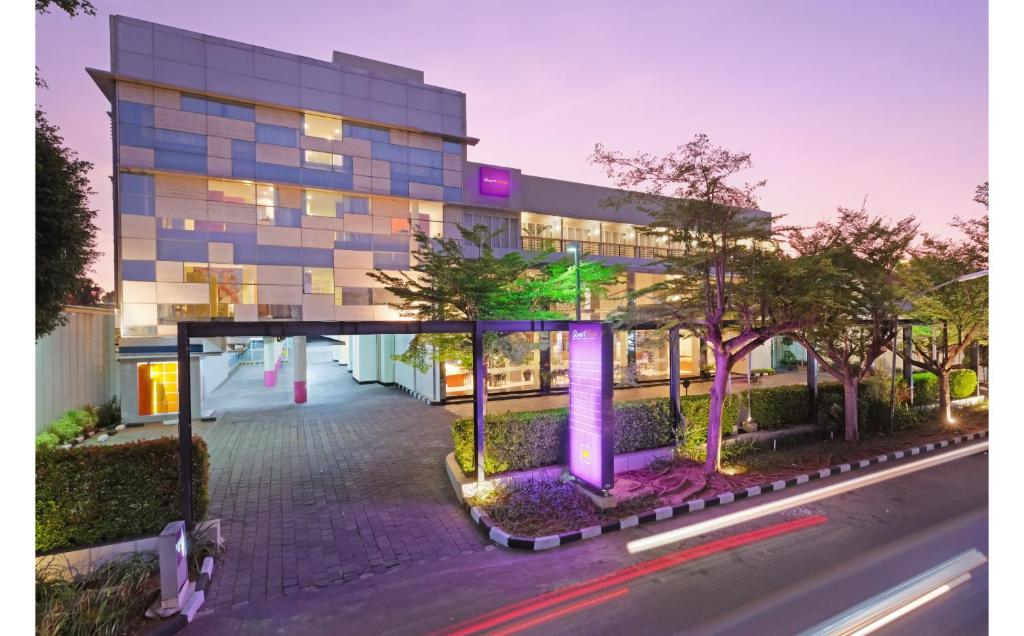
[36,554,160,636]
[469,478,659,537]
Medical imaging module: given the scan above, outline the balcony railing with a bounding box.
[520,235,682,260]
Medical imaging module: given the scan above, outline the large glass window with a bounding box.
[303,150,351,172]
[304,190,343,217]
[342,122,389,142]
[303,114,342,141]
[341,195,369,215]
[118,101,154,127]
[303,267,334,294]
[120,173,155,216]
[255,123,299,147]
[208,179,255,204]
[137,362,178,416]
[463,212,519,249]
[182,94,254,121]
[154,129,207,155]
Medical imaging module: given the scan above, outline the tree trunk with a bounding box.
[703,352,731,475]
[939,370,951,423]
[843,377,859,442]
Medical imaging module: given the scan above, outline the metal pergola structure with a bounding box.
[175,319,585,527]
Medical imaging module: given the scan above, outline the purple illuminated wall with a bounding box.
[478,166,511,197]
[568,321,614,492]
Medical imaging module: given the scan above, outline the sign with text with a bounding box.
[478,166,511,197]
[568,321,614,492]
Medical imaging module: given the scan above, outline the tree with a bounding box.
[788,206,919,441]
[36,107,99,338]
[367,224,622,371]
[897,190,988,422]
[67,276,103,306]
[591,134,828,474]
[36,0,95,17]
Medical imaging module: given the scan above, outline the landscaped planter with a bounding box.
[464,430,989,550]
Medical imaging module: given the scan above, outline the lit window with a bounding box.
[304,190,343,217]
[303,267,334,294]
[391,218,410,234]
[257,183,277,225]
[303,113,342,141]
[208,179,255,204]
[304,150,335,169]
[137,362,179,416]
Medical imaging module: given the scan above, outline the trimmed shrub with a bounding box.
[950,369,978,399]
[743,385,810,430]
[36,436,210,553]
[452,394,738,475]
[36,432,60,450]
[912,372,939,406]
[49,416,82,444]
[96,397,121,429]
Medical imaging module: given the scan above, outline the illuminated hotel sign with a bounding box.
[478,166,511,197]
[568,321,614,492]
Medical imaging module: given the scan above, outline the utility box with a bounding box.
[158,521,189,610]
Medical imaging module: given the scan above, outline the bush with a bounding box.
[950,369,977,399]
[67,408,97,434]
[35,437,210,553]
[817,378,917,435]
[48,416,82,444]
[36,553,159,636]
[912,372,939,405]
[742,385,810,429]
[36,432,60,450]
[452,394,738,475]
[752,368,776,376]
[96,397,121,429]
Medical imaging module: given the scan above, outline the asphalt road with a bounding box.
[185,441,988,636]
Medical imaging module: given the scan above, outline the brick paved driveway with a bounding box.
[197,345,489,611]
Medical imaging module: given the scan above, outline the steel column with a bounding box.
[472,322,487,484]
[176,324,194,530]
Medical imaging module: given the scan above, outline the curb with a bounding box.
[466,430,989,551]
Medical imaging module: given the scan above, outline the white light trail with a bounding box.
[627,440,988,554]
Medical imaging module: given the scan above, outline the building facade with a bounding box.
[91,16,782,422]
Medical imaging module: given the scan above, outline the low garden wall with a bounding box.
[36,436,210,554]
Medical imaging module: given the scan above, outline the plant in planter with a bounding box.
[779,349,798,370]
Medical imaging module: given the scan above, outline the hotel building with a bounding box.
[90,16,792,423]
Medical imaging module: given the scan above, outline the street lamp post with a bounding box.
[567,243,582,320]
[889,269,988,428]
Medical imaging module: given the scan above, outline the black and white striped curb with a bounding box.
[467,430,989,551]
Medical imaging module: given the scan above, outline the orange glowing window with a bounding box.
[137,362,179,416]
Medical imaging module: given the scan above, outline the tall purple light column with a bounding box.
[568,321,614,493]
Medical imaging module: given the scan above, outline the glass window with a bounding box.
[257,304,302,320]
[304,190,343,217]
[303,267,334,294]
[206,97,255,121]
[442,141,463,155]
[342,122,389,142]
[119,123,155,148]
[341,195,370,215]
[232,139,255,160]
[119,173,155,216]
[208,179,255,204]
[390,218,410,234]
[118,101,154,127]
[340,287,372,306]
[304,150,335,170]
[408,147,443,169]
[373,252,409,270]
[443,186,462,203]
[154,129,207,155]
[334,232,372,251]
[154,150,208,173]
[371,142,408,163]
[180,94,207,114]
[255,123,299,147]
[137,362,178,416]
[303,113,342,141]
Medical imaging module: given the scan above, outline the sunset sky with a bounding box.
[35,0,988,290]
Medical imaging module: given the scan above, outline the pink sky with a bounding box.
[36,0,988,291]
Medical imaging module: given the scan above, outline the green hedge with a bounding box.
[741,385,811,430]
[36,437,210,554]
[911,370,978,404]
[452,394,740,475]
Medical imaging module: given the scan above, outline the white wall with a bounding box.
[36,306,118,433]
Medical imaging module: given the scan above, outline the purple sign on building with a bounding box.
[568,321,614,492]
[478,166,511,197]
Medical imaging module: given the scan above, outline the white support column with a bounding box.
[293,336,307,403]
[263,336,276,387]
